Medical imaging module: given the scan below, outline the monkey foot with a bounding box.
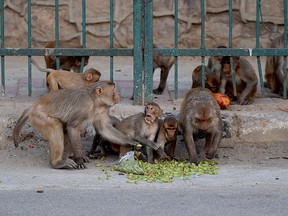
[153,88,164,95]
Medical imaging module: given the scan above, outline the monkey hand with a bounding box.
[189,157,198,166]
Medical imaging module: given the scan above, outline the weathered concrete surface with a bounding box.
[2,0,285,48]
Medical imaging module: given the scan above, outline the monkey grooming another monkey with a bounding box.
[109,102,162,163]
[155,116,178,160]
[31,58,101,91]
[13,81,146,169]
[179,87,223,165]
[192,65,220,93]
[265,33,288,96]
[219,56,258,105]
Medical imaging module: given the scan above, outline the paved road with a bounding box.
[1,164,287,216]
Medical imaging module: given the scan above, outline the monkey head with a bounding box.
[144,102,162,124]
[163,117,178,139]
[221,56,240,78]
[192,102,216,131]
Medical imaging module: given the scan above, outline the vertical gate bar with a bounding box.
[110,0,114,81]
[201,0,205,88]
[55,0,60,69]
[256,0,265,94]
[0,0,5,96]
[283,0,287,98]
[229,0,237,97]
[27,0,32,96]
[174,0,178,99]
[81,0,86,73]
[133,0,143,105]
[144,0,153,103]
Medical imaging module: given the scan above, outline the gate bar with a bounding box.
[283,0,287,98]
[81,0,87,73]
[144,0,153,103]
[229,0,237,97]
[110,0,114,81]
[55,0,60,69]
[28,0,32,96]
[1,0,5,96]
[174,0,178,99]
[201,0,205,88]
[133,0,143,104]
[256,0,265,94]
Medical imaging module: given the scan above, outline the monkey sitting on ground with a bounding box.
[152,44,175,95]
[192,65,220,93]
[31,58,101,91]
[13,81,153,169]
[179,87,223,165]
[265,33,288,96]
[219,56,258,105]
[154,116,178,160]
[109,102,163,163]
[44,40,89,73]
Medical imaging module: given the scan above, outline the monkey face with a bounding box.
[144,103,162,124]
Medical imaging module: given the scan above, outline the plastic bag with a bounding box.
[112,151,144,175]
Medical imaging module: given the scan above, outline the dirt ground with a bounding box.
[0,56,288,173]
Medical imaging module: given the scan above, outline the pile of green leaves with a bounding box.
[112,159,218,183]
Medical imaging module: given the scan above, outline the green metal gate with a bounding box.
[1,0,288,104]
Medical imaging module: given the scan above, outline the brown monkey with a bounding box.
[219,56,258,105]
[44,40,89,72]
[110,102,163,163]
[192,65,220,93]
[265,33,288,96]
[13,81,150,169]
[179,87,223,165]
[87,115,120,158]
[153,44,175,94]
[31,58,101,91]
[207,46,227,77]
[155,116,178,159]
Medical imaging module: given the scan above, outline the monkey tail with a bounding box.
[13,108,30,147]
[31,58,52,73]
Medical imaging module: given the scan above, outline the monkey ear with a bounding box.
[87,73,93,81]
[95,87,104,95]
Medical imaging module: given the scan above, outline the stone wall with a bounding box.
[2,0,285,48]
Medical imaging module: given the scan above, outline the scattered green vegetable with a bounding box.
[112,159,218,183]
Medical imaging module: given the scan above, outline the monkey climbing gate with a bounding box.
[0,0,288,104]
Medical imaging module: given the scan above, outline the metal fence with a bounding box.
[0,0,288,104]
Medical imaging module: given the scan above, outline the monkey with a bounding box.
[152,44,175,95]
[13,81,160,169]
[265,33,288,96]
[31,58,101,91]
[179,87,223,165]
[192,65,220,93]
[155,116,178,160]
[207,46,228,77]
[219,56,258,105]
[109,102,163,163]
[87,115,120,158]
[44,40,89,72]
